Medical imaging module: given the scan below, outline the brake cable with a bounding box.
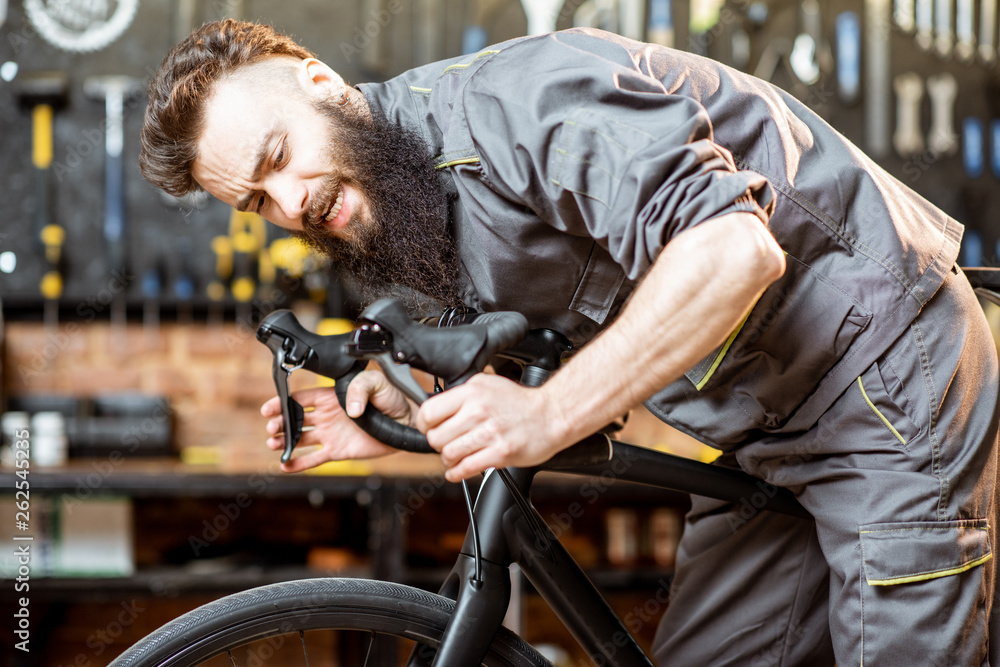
[435,309,484,584]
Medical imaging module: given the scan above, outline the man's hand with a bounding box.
[261,370,413,473]
[416,374,569,482]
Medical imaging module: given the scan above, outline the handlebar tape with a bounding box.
[472,311,533,366]
[333,366,435,453]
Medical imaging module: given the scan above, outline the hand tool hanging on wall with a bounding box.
[521,0,565,35]
[24,0,138,52]
[268,238,311,292]
[462,0,508,53]
[961,228,984,265]
[84,76,140,327]
[957,186,990,265]
[361,0,387,73]
[790,1,820,86]
[981,0,997,63]
[836,11,861,105]
[16,71,69,331]
[229,209,267,325]
[915,0,933,49]
[207,234,233,326]
[790,35,820,86]
[927,72,959,156]
[791,0,832,84]
[895,0,916,31]
[866,0,893,158]
[962,117,985,177]
[257,230,276,305]
[416,0,442,65]
[935,0,954,57]
[647,0,674,48]
[955,0,975,60]
[893,72,925,157]
[574,0,618,33]
[753,37,793,81]
[174,0,196,45]
[730,27,751,71]
[618,0,645,41]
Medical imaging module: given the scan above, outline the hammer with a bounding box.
[84,76,141,294]
[16,71,69,329]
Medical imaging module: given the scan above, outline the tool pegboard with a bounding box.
[702,0,1000,267]
[1,0,996,325]
[0,0,530,323]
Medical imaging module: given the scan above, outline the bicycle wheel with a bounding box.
[108,577,552,667]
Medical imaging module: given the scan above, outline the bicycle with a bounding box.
[109,267,1000,667]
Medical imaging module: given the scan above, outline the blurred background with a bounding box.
[1,0,999,664]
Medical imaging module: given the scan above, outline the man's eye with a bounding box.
[275,141,287,167]
[255,195,265,213]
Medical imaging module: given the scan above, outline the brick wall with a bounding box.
[2,320,285,470]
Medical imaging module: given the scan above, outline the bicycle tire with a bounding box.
[109,577,552,667]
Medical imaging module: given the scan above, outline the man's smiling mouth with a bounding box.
[323,183,344,223]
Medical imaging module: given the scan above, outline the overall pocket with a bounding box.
[860,518,992,586]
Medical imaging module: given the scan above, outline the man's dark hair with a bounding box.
[139,20,314,196]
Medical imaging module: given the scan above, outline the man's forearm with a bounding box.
[539,211,786,446]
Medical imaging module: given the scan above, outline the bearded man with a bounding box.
[140,20,998,666]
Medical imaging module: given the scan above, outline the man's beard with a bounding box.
[291,95,460,312]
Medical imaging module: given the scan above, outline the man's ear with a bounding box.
[296,58,345,100]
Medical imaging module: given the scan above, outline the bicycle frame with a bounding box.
[417,439,807,666]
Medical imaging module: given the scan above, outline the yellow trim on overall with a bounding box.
[442,50,501,74]
[694,307,754,390]
[409,86,432,93]
[857,376,907,444]
[865,552,993,586]
[435,157,481,170]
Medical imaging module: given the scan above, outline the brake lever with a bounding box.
[371,352,429,405]
[346,324,430,405]
[272,344,307,464]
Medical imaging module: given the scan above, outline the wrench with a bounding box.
[836,11,861,104]
[956,0,975,60]
[963,117,984,177]
[522,0,565,35]
[980,0,997,63]
[935,0,954,57]
[867,0,893,157]
[895,0,915,31]
[647,0,674,48]
[916,0,934,49]
[893,72,925,157]
[927,72,958,156]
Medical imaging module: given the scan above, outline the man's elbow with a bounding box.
[718,211,786,289]
[755,226,786,287]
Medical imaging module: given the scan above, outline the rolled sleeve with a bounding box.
[464,35,774,280]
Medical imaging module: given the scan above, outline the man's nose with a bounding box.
[269,175,310,223]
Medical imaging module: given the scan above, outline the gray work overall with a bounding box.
[360,28,998,665]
